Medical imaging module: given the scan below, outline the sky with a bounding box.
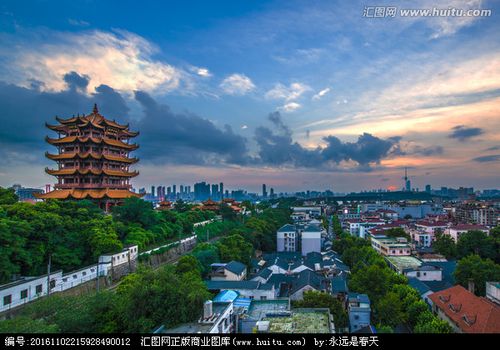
[0,0,499,193]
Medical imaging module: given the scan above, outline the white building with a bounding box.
[276,224,298,252]
[1,271,62,313]
[301,224,322,256]
[444,224,489,242]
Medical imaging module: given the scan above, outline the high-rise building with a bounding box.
[270,188,275,198]
[172,185,177,199]
[211,184,219,200]
[194,182,211,201]
[36,104,142,211]
[219,182,224,199]
[151,186,156,197]
[425,184,431,193]
[262,184,267,198]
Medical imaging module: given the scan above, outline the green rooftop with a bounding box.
[263,309,332,333]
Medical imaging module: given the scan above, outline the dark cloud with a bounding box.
[63,71,90,91]
[0,74,130,165]
[485,145,500,151]
[411,145,444,156]
[449,125,484,141]
[254,112,399,170]
[472,154,500,163]
[134,90,248,165]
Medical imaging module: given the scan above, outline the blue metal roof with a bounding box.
[213,290,239,303]
[233,297,252,309]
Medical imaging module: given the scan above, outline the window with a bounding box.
[3,295,12,305]
[82,272,86,276]
[20,289,28,299]
[73,275,77,279]
[260,296,267,300]
[50,280,56,289]
[35,284,42,294]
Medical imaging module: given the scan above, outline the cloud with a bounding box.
[472,154,500,163]
[190,66,212,78]
[254,112,399,170]
[449,125,484,141]
[1,29,182,94]
[64,71,90,92]
[312,87,331,100]
[280,102,301,113]
[134,91,248,165]
[265,82,311,101]
[67,18,89,27]
[0,73,132,168]
[219,73,255,95]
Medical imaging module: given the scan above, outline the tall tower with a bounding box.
[404,167,411,192]
[35,104,142,211]
[262,184,267,198]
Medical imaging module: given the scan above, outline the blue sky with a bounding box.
[0,0,499,193]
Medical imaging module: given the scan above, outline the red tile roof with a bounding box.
[450,224,488,231]
[429,285,500,333]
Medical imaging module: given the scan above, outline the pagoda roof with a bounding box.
[34,189,144,200]
[46,136,139,150]
[54,104,130,130]
[45,168,139,177]
[45,152,138,164]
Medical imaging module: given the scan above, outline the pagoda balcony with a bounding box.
[55,183,131,190]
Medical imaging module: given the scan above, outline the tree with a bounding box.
[173,199,189,213]
[293,291,348,328]
[176,255,201,275]
[456,230,496,260]
[0,187,18,205]
[384,227,410,240]
[408,300,429,328]
[433,232,457,259]
[374,291,405,327]
[112,197,159,229]
[216,233,253,265]
[348,265,404,304]
[192,243,220,277]
[219,203,237,221]
[454,254,500,296]
[413,311,452,333]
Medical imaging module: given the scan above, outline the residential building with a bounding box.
[276,224,298,252]
[370,237,411,256]
[301,224,322,256]
[210,261,247,281]
[444,224,489,242]
[429,285,500,333]
[348,293,371,333]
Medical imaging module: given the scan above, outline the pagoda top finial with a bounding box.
[93,103,99,114]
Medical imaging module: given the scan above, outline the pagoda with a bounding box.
[35,104,143,211]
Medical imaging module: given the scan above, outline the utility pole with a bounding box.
[96,259,100,293]
[47,254,51,296]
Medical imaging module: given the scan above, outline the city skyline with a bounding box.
[0,1,499,192]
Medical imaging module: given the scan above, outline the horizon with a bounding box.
[0,0,499,193]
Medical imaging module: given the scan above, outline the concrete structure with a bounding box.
[429,285,500,333]
[348,293,371,333]
[205,280,276,300]
[444,224,489,242]
[1,271,62,313]
[486,282,500,305]
[159,300,234,334]
[370,237,411,256]
[210,261,247,281]
[404,265,442,281]
[276,224,298,253]
[301,224,322,256]
[386,256,422,274]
